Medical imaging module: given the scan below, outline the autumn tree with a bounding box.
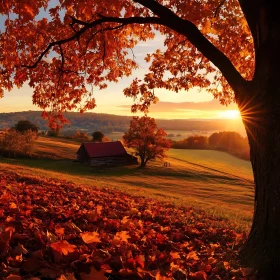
[123,116,170,168]
[0,0,279,276]
[92,131,105,142]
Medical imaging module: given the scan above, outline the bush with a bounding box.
[13,120,38,133]
[72,130,90,141]
[92,131,105,142]
[0,129,38,158]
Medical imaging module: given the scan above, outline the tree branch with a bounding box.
[238,0,259,48]
[134,0,249,96]
[22,16,162,69]
[22,2,250,97]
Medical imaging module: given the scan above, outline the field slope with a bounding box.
[0,136,254,228]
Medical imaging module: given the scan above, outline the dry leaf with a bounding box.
[80,232,101,243]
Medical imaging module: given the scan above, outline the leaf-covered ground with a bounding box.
[0,170,248,280]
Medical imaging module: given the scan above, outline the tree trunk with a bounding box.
[140,157,146,168]
[236,5,280,277]
[238,84,280,279]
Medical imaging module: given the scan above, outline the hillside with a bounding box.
[0,135,255,279]
[1,136,254,227]
[0,111,246,136]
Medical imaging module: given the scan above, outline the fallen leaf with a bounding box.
[80,232,101,243]
[50,240,76,255]
[80,266,107,280]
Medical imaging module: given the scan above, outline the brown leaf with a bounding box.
[114,231,130,243]
[189,271,207,280]
[55,227,65,236]
[186,251,199,261]
[170,251,180,260]
[0,230,12,251]
[22,258,43,272]
[50,240,76,255]
[57,273,76,280]
[80,266,107,280]
[80,232,101,244]
[96,205,102,214]
[13,243,28,255]
[9,202,17,209]
[4,275,22,280]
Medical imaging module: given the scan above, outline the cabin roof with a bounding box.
[77,141,128,158]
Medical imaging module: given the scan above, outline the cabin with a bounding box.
[76,141,138,166]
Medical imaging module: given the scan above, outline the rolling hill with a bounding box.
[0,136,254,228]
[0,111,246,136]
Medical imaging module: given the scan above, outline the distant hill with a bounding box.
[0,111,246,136]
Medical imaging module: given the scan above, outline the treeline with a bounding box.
[171,131,250,160]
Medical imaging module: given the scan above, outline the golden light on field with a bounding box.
[219,110,241,119]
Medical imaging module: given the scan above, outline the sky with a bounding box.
[0,3,244,130]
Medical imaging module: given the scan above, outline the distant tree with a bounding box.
[208,131,247,151]
[13,120,38,133]
[187,135,208,149]
[123,116,171,168]
[92,131,104,142]
[208,132,220,147]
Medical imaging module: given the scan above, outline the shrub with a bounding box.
[0,129,38,158]
[13,120,38,133]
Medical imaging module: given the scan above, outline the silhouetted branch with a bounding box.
[21,16,162,69]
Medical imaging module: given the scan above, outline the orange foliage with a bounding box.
[123,116,171,167]
[0,0,253,126]
[0,170,248,279]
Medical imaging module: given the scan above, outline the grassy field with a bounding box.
[0,136,254,230]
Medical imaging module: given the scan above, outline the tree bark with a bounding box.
[140,157,146,168]
[238,78,280,279]
[237,4,280,277]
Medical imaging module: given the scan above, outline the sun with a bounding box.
[219,110,241,119]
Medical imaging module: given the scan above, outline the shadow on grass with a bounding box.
[0,157,251,188]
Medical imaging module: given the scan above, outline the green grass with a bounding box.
[0,136,254,230]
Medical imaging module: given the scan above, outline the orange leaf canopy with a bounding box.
[0,0,253,126]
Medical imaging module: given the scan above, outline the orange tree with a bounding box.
[123,116,170,168]
[0,0,278,277]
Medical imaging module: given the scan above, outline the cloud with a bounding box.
[118,99,238,113]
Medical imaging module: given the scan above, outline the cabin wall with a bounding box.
[77,146,90,163]
[90,155,138,166]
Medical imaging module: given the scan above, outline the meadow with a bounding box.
[0,136,254,230]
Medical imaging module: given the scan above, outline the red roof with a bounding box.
[78,141,128,158]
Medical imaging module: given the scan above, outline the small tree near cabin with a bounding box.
[123,116,171,168]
